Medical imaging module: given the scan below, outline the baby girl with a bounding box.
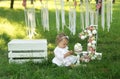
[52,33,78,66]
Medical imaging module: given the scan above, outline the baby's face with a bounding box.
[58,38,68,48]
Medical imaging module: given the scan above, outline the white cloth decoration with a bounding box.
[106,0,111,32]
[85,0,89,28]
[95,11,98,28]
[90,11,94,25]
[61,0,66,30]
[56,9,60,32]
[24,8,36,39]
[101,0,105,30]
[41,2,49,31]
[69,7,76,35]
[55,0,60,32]
[110,0,113,22]
[80,4,85,30]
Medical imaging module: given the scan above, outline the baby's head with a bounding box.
[56,33,69,48]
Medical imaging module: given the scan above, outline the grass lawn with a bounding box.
[0,0,120,79]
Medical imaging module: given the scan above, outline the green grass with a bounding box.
[0,0,120,79]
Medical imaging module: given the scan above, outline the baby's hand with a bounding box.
[69,50,73,55]
[64,50,73,58]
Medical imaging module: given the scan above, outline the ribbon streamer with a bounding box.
[85,0,89,28]
[55,0,60,32]
[101,0,105,30]
[90,10,94,25]
[41,1,49,31]
[95,10,98,29]
[24,5,36,39]
[106,0,111,32]
[61,0,66,30]
[110,0,113,22]
[80,3,85,30]
[69,7,76,35]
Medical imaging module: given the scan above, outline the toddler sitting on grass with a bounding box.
[52,33,78,66]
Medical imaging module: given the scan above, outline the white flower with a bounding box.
[88,43,92,47]
[84,59,90,62]
[81,36,86,40]
[84,30,87,32]
[92,30,97,34]
[92,45,96,49]
[91,56,96,60]
[92,40,96,44]
[88,51,92,53]
[88,33,92,37]
[87,30,91,34]
[84,35,87,38]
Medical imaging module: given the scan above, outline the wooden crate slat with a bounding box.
[8,52,47,58]
[8,39,47,51]
[9,59,45,63]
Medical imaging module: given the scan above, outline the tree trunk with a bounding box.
[10,0,14,9]
[31,0,33,4]
[113,0,115,3]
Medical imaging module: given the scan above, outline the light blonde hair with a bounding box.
[56,33,69,45]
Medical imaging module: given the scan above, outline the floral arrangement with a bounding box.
[79,25,97,60]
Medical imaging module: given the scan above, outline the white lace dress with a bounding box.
[52,46,77,66]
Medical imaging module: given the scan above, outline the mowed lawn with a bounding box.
[0,0,120,79]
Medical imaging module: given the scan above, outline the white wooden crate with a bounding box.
[8,39,47,63]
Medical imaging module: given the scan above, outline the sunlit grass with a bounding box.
[0,17,26,38]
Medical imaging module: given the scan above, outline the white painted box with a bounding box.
[8,39,47,63]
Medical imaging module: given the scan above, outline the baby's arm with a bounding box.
[64,50,73,58]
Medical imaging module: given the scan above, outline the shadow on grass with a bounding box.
[0,33,11,53]
[0,7,25,24]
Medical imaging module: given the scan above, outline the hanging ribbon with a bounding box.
[55,0,60,32]
[41,1,49,31]
[69,8,76,35]
[94,12,98,30]
[110,0,113,22]
[27,8,36,39]
[101,0,105,30]
[85,0,89,28]
[80,9,85,30]
[69,1,76,35]
[24,1,36,39]
[106,0,111,32]
[61,0,66,30]
[90,10,94,25]
[80,0,85,30]
[80,1,85,30]
[89,1,98,29]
